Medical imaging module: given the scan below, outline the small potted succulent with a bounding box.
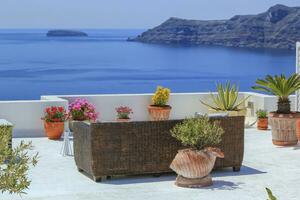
[42,106,68,139]
[170,116,224,188]
[200,82,250,116]
[252,74,300,146]
[148,86,171,121]
[69,98,98,130]
[115,106,133,122]
[256,109,268,130]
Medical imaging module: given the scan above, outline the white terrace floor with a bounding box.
[4,129,300,200]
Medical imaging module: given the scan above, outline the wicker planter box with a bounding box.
[73,116,245,181]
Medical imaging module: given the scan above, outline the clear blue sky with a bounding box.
[0,0,299,29]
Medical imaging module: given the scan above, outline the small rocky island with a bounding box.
[130,4,300,49]
[47,30,88,37]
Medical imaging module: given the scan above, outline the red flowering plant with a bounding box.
[69,98,98,122]
[115,106,133,119]
[42,106,68,122]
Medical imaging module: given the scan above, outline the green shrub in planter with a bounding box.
[171,116,224,150]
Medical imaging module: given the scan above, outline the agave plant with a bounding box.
[200,82,250,111]
[252,74,300,114]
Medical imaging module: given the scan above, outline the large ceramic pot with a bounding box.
[44,121,64,140]
[170,148,224,188]
[148,105,171,121]
[296,120,300,141]
[269,112,300,146]
[257,118,268,130]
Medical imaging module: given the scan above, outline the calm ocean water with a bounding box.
[0,29,295,100]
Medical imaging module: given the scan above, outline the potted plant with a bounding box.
[148,86,171,121]
[69,98,98,130]
[252,74,300,146]
[115,106,133,122]
[170,116,224,188]
[200,82,250,116]
[256,109,268,130]
[42,106,68,139]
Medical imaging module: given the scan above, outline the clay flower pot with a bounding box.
[296,119,300,141]
[170,148,224,188]
[257,118,268,130]
[148,105,171,121]
[116,118,130,122]
[269,112,300,146]
[44,121,64,140]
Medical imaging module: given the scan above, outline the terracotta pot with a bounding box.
[44,121,64,140]
[296,119,300,141]
[170,148,224,188]
[269,112,300,146]
[257,118,268,130]
[148,105,171,121]
[116,118,130,122]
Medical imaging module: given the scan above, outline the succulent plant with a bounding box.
[200,82,250,111]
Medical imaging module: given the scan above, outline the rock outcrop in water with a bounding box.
[47,30,88,37]
[130,4,300,49]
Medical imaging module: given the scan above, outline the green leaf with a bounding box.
[266,188,278,200]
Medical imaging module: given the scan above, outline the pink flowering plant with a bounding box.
[69,98,98,122]
[115,106,133,119]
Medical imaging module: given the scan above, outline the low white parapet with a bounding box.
[0,92,292,138]
[0,99,68,138]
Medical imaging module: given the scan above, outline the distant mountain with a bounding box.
[47,30,88,37]
[130,4,300,49]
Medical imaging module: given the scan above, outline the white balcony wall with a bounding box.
[44,92,289,122]
[0,92,291,138]
[0,99,68,138]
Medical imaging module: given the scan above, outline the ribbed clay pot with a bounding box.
[44,121,64,140]
[257,118,268,130]
[148,105,171,121]
[170,148,224,188]
[269,112,300,146]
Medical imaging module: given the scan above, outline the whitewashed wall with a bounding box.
[0,99,68,138]
[0,92,291,138]
[44,92,287,122]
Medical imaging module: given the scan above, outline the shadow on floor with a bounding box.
[100,165,265,185]
[102,173,176,185]
[208,180,243,190]
[213,165,266,177]
[293,144,300,150]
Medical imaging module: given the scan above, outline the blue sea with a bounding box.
[0,29,295,100]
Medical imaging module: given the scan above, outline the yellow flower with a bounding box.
[152,86,171,106]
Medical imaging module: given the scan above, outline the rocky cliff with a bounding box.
[130,4,300,49]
